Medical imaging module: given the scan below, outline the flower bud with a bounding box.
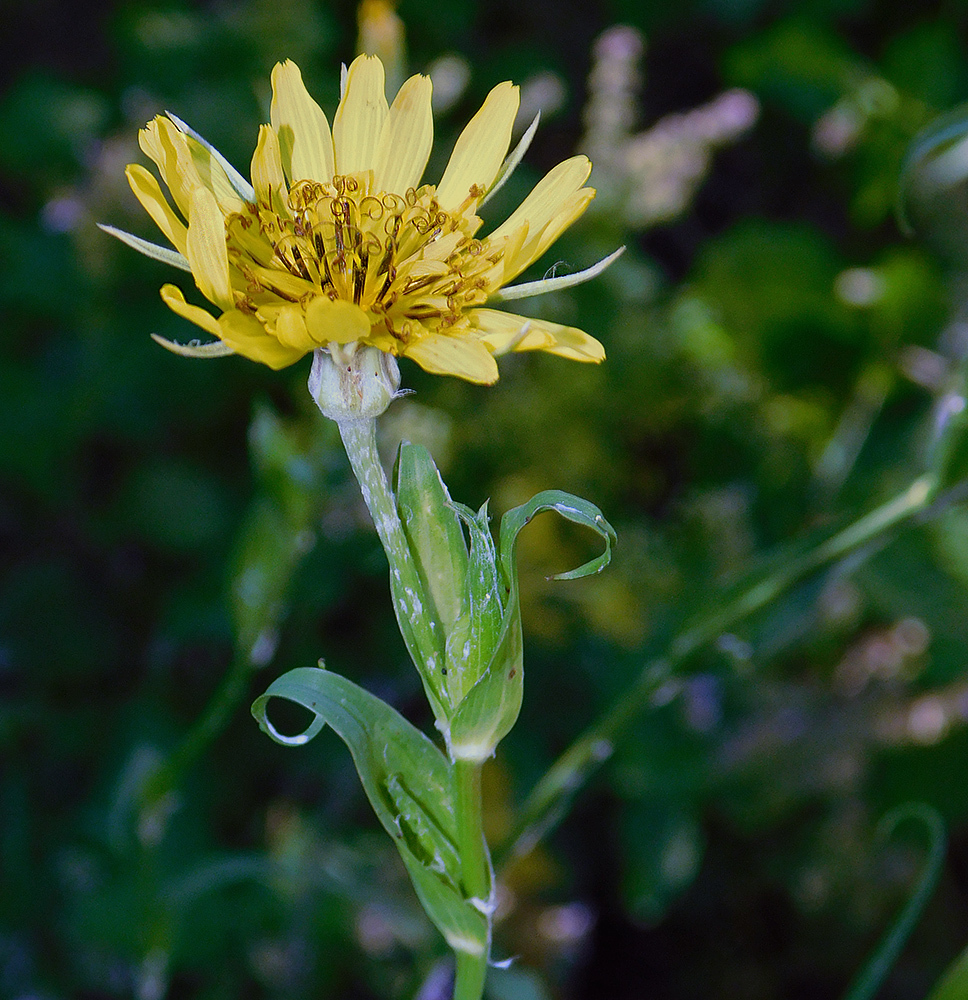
[309,344,401,422]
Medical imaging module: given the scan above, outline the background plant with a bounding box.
[4,0,968,998]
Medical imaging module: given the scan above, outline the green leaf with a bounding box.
[447,600,524,761]
[251,665,487,952]
[394,441,469,639]
[498,490,617,583]
[448,491,616,760]
[447,502,505,705]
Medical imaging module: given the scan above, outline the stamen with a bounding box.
[354,250,368,305]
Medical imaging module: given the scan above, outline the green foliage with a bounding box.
[252,664,489,954]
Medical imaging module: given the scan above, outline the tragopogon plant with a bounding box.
[106,53,618,1000]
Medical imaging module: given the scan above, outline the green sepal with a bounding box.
[448,490,616,760]
[251,665,487,952]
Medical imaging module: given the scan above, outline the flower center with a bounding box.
[226,174,503,344]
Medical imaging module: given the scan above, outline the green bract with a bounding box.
[395,443,617,760]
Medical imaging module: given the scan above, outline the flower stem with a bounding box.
[453,759,490,1000]
[336,416,449,717]
[337,415,493,999]
[337,418,412,570]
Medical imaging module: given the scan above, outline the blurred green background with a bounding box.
[5,0,968,997]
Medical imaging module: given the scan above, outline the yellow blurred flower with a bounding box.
[110,56,616,383]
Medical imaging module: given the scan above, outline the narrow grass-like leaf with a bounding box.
[842,804,947,1000]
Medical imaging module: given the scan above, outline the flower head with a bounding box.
[109,57,616,383]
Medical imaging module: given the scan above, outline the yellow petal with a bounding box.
[470,308,605,362]
[125,164,188,255]
[488,154,592,245]
[273,304,314,351]
[248,264,316,301]
[181,129,244,214]
[373,73,433,194]
[186,186,232,309]
[510,189,595,281]
[404,332,499,383]
[305,297,371,345]
[270,60,335,184]
[436,82,519,211]
[250,125,288,210]
[333,55,389,175]
[139,116,199,218]
[217,309,305,369]
[159,283,221,337]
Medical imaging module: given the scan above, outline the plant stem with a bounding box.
[338,418,412,570]
[338,415,492,997]
[842,805,946,1000]
[500,474,940,865]
[453,759,490,1000]
[337,416,450,720]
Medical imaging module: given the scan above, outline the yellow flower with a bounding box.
[107,56,619,384]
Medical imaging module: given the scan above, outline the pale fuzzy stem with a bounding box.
[337,418,411,565]
[335,414,449,720]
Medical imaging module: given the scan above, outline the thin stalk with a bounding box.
[338,416,492,998]
[500,474,939,865]
[338,418,412,569]
[453,759,490,1000]
[842,805,947,1000]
